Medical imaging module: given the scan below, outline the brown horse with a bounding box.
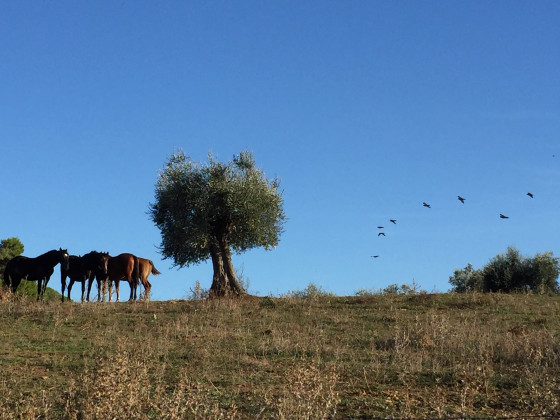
[137,257,161,299]
[100,253,139,302]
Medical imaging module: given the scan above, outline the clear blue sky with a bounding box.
[2,1,559,300]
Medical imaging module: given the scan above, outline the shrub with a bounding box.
[450,247,559,293]
[526,252,560,294]
[285,283,334,299]
[449,263,484,293]
[356,281,426,296]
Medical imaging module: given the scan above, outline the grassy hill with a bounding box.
[0,292,558,418]
[0,279,63,302]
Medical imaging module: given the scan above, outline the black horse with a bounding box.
[84,251,110,302]
[61,255,86,302]
[3,248,70,301]
[61,251,110,302]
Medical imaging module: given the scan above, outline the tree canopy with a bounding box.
[0,237,24,283]
[149,150,286,296]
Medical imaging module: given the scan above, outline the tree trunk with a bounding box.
[208,236,244,298]
[208,217,244,297]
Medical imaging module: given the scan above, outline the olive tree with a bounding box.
[149,150,286,297]
[482,246,526,292]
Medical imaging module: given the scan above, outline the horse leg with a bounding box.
[86,274,93,302]
[10,277,21,294]
[138,275,147,300]
[3,272,11,290]
[98,277,104,302]
[145,280,152,300]
[128,279,135,301]
[46,280,50,298]
[43,275,51,300]
[61,275,67,302]
[37,279,43,301]
[38,276,49,301]
[79,280,85,303]
[114,280,120,302]
[68,279,74,302]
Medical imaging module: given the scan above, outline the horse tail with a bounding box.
[60,263,66,302]
[133,255,140,288]
[60,259,68,281]
[150,260,161,276]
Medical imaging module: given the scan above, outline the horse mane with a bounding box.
[34,249,67,262]
[40,249,61,257]
[83,250,110,257]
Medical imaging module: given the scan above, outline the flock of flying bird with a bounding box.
[370,191,536,259]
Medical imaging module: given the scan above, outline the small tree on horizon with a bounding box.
[149,150,286,297]
[448,263,483,293]
[526,251,560,294]
[0,237,24,284]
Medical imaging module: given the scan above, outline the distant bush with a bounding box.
[187,280,209,300]
[356,281,426,296]
[285,283,335,299]
[450,247,559,294]
[259,296,277,309]
[354,288,379,297]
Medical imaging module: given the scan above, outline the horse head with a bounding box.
[97,252,110,278]
[59,248,70,272]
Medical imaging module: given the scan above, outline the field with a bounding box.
[0,291,559,419]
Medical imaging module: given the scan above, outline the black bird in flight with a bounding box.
[500,214,509,219]
[378,232,386,237]
[390,219,397,224]
[527,192,534,198]
[371,255,379,258]
[377,226,384,229]
[423,202,431,208]
[458,196,465,204]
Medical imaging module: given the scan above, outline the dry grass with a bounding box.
[0,291,559,418]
